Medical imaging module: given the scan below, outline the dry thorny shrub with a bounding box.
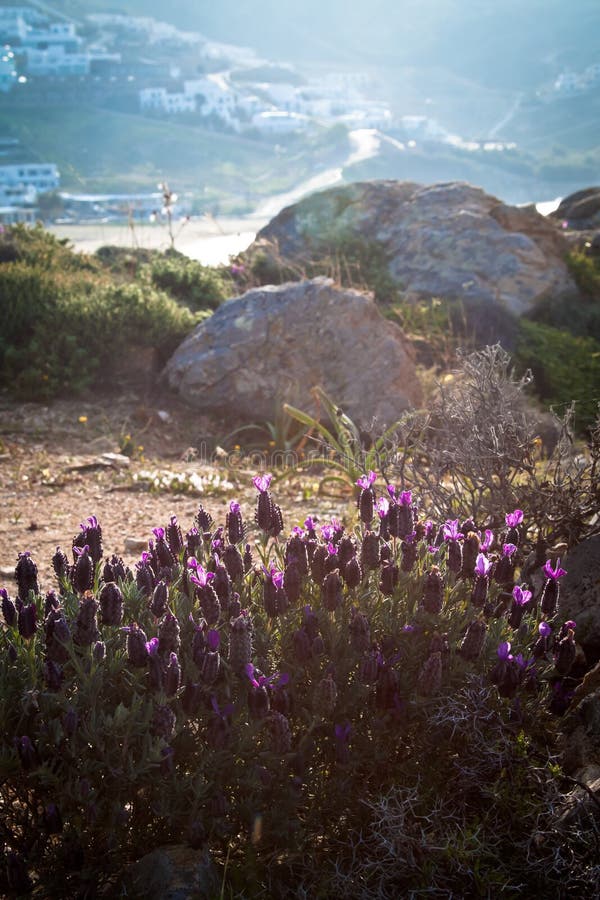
[375,344,600,549]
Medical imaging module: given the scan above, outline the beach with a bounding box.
[48,213,268,266]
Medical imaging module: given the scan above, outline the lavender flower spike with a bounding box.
[543,558,567,580]
[474,553,492,577]
[497,640,512,660]
[505,509,524,528]
[512,585,532,606]
[253,473,272,492]
[356,471,377,489]
[442,519,463,541]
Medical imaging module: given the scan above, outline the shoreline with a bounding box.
[48,213,269,266]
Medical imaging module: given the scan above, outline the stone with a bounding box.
[559,764,600,827]
[551,187,600,229]
[124,537,149,554]
[248,180,577,319]
[560,689,600,774]
[163,277,422,429]
[558,534,600,663]
[121,844,220,900]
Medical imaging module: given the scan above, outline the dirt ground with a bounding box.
[0,388,343,592]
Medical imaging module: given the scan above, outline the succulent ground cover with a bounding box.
[1,448,599,897]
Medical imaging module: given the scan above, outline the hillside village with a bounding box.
[0,3,598,225]
[0,4,392,223]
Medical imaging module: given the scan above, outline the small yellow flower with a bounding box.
[234,444,241,451]
[78,415,88,424]
[268,440,276,448]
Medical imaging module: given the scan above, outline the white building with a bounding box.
[0,6,47,44]
[25,46,90,77]
[140,87,168,111]
[162,92,195,114]
[0,52,17,91]
[139,87,195,114]
[0,163,60,204]
[21,22,82,53]
[0,205,36,224]
[251,110,311,134]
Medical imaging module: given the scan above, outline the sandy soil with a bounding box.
[0,390,344,594]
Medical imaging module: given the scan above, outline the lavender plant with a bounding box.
[0,477,596,898]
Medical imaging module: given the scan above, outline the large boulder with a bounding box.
[163,277,422,428]
[558,534,600,664]
[248,180,577,317]
[551,187,600,229]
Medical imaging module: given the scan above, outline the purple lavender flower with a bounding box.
[226,501,244,545]
[505,509,524,528]
[15,551,39,602]
[541,558,566,615]
[322,569,344,611]
[165,651,182,696]
[356,472,377,525]
[1,588,17,627]
[303,516,317,538]
[508,584,533,628]
[187,559,215,588]
[376,497,390,518]
[543,558,567,580]
[17,602,37,640]
[480,529,494,552]
[356,471,377,490]
[72,544,94,594]
[98,581,123,627]
[505,509,524,545]
[124,623,149,667]
[166,515,184,556]
[497,640,512,660]
[253,473,273,493]
[442,520,463,541]
[474,553,492,577]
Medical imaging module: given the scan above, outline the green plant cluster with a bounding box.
[509,251,600,432]
[0,479,596,898]
[148,253,234,312]
[515,319,600,432]
[0,226,200,399]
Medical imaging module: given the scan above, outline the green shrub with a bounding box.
[514,319,600,432]
[525,251,600,344]
[0,259,196,399]
[0,480,596,896]
[566,249,600,299]
[0,222,99,273]
[148,254,233,312]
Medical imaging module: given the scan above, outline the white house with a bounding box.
[139,87,195,114]
[21,22,82,53]
[0,163,59,205]
[183,76,239,124]
[162,92,195,114]
[251,110,311,134]
[0,6,47,43]
[25,46,90,77]
[140,87,168,111]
